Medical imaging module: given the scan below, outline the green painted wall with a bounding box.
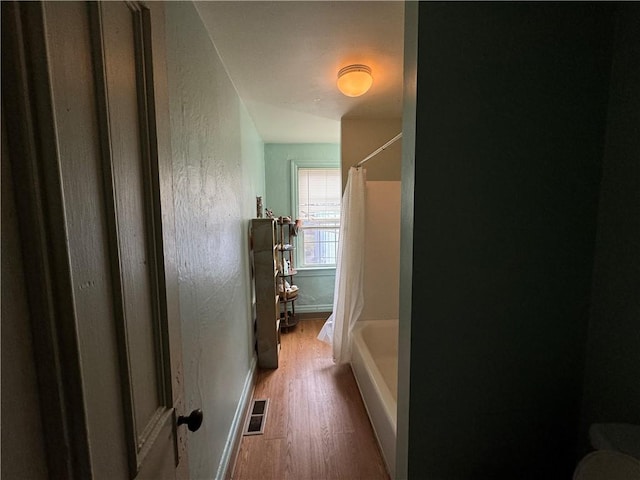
[166,3,265,478]
[400,3,615,478]
[264,143,340,312]
[581,2,640,446]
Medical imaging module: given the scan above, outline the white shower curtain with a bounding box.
[317,166,366,364]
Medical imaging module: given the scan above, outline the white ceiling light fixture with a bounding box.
[337,64,373,97]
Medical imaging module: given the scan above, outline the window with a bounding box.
[294,166,341,267]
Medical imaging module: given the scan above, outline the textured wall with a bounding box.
[403,3,614,478]
[264,143,339,312]
[165,3,265,477]
[581,2,640,442]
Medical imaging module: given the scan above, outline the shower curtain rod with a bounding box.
[354,132,403,168]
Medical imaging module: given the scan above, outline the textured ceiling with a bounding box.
[195,1,405,143]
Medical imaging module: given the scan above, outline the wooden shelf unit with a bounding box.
[251,218,280,368]
[276,218,299,330]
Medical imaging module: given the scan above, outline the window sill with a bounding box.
[295,267,336,277]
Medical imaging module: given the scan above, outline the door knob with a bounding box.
[177,409,203,432]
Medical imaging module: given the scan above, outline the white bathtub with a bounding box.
[351,320,398,476]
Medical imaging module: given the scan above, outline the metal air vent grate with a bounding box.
[243,398,269,436]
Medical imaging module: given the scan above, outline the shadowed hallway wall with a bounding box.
[399,3,616,478]
[580,1,640,443]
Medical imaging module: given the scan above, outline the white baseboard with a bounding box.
[217,355,257,480]
[295,304,333,314]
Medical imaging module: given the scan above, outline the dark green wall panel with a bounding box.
[581,2,640,446]
[406,3,614,478]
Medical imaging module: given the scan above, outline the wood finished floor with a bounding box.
[232,318,390,480]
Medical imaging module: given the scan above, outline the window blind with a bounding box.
[297,168,341,266]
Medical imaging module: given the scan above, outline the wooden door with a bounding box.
[1,2,187,478]
[91,2,187,478]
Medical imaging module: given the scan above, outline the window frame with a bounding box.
[290,159,341,270]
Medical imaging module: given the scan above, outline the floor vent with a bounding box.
[243,398,269,436]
